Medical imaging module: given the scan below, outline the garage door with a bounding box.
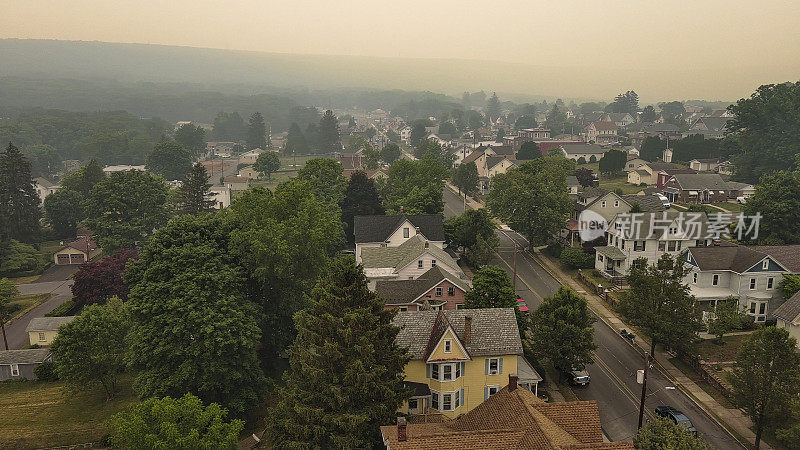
[69,254,85,264]
[56,254,71,265]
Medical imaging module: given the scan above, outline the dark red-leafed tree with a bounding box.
[574,167,595,187]
[71,248,139,307]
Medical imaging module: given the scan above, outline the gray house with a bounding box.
[0,349,52,381]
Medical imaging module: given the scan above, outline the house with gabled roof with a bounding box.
[688,117,731,139]
[0,349,52,381]
[559,144,607,163]
[565,192,666,247]
[381,373,632,449]
[361,234,463,282]
[683,245,797,323]
[774,291,800,348]
[25,316,77,346]
[662,173,729,204]
[34,177,60,205]
[374,266,470,311]
[584,121,618,144]
[392,309,541,418]
[354,214,446,263]
[53,236,101,265]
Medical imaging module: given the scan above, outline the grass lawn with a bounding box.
[576,162,599,173]
[0,377,138,449]
[279,155,315,170]
[668,357,736,409]
[8,293,51,322]
[249,171,297,190]
[598,176,644,195]
[696,334,749,363]
[709,202,745,213]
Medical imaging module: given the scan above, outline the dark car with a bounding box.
[655,406,697,436]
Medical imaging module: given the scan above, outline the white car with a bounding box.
[737,196,747,204]
[656,194,671,209]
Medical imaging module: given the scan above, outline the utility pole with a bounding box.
[512,239,518,292]
[637,352,650,429]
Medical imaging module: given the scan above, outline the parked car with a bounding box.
[620,329,635,342]
[516,297,529,313]
[655,406,697,436]
[736,196,747,204]
[656,194,671,209]
[564,368,590,386]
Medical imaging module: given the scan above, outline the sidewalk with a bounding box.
[533,251,765,449]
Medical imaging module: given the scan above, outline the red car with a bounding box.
[516,297,529,313]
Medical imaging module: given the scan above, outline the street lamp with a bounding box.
[637,352,651,429]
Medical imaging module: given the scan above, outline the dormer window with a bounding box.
[444,339,452,353]
[762,260,769,270]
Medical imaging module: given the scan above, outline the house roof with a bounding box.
[374,266,470,305]
[773,291,800,324]
[621,194,667,212]
[462,149,485,164]
[611,211,709,240]
[686,246,773,273]
[566,176,579,187]
[577,187,609,201]
[750,245,800,273]
[57,236,98,254]
[223,175,249,183]
[34,177,57,188]
[695,117,731,132]
[380,383,633,449]
[392,308,522,359]
[669,173,729,191]
[361,235,458,272]
[25,316,77,333]
[645,161,687,172]
[0,348,51,365]
[589,121,619,131]
[404,381,432,397]
[353,214,445,243]
[486,156,513,170]
[692,158,720,164]
[725,181,753,191]
[606,113,631,122]
[488,146,515,156]
[560,144,606,155]
[595,246,626,260]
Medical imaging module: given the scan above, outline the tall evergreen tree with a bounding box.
[486,92,501,119]
[283,122,309,155]
[246,112,267,150]
[0,143,41,242]
[317,110,341,154]
[340,171,385,243]
[179,163,215,214]
[267,256,410,448]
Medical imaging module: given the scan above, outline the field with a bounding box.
[597,175,644,195]
[0,377,138,449]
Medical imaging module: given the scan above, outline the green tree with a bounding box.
[317,110,341,154]
[530,287,596,371]
[23,144,61,178]
[640,136,666,162]
[452,161,479,198]
[381,142,401,163]
[574,167,595,187]
[707,297,751,342]
[44,189,85,238]
[515,115,537,130]
[50,298,128,399]
[444,208,499,267]
[438,121,458,136]
[84,170,170,252]
[60,159,105,196]
[486,92,501,119]
[0,143,41,242]
[487,157,574,246]
[296,157,347,205]
[145,140,193,181]
[598,148,627,175]
[409,120,428,147]
[267,256,410,448]
[0,278,20,350]
[0,240,42,278]
[124,214,265,416]
[382,158,448,214]
[246,111,268,150]
[743,168,800,244]
[179,162,215,214]
[619,255,701,355]
[414,139,455,168]
[464,234,497,268]
[728,82,800,183]
[517,141,542,160]
[464,265,516,309]
[212,111,246,141]
[341,171,385,243]
[283,122,309,155]
[608,91,639,114]
[729,327,800,449]
[225,183,344,371]
[634,417,712,450]
[641,105,657,123]
[107,393,243,450]
[174,123,206,157]
[778,274,800,299]
[253,151,280,179]
[546,104,568,136]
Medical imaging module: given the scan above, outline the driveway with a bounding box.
[35,264,80,283]
[4,278,74,350]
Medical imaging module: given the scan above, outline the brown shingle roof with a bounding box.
[773,291,800,324]
[687,246,769,272]
[354,214,445,243]
[750,245,800,273]
[374,266,469,305]
[589,121,619,131]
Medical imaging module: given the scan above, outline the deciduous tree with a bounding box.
[574,167,595,187]
[634,417,712,450]
[267,256,409,448]
[71,248,138,307]
[145,140,193,181]
[44,189,85,238]
[530,287,596,371]
[380,142,401,163]
[598,148,627,175]
[174,123,206,157]
[443,208,497,263]
[452,161,479,196]
[517,141,542,160]
[340,171,384,243]
[253,151,280,179]
[707,297,751,342]
[414,139,455,168]
[729,327,800,449]
[296,158,347,205]
[743,168,800,244]
[778,274,800,299]
[382,158,448,214]
[0,278,20,350]
[60,159,105,196]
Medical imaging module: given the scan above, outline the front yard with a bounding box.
[0,377,138,449]
[696,334,749,363]
[7,293,51,322]
[597,175,644,195]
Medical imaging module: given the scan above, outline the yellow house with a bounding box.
[25,316,77,346]
[392,308,541,419]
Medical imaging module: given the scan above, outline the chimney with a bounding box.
[415,226,420,235]
[397,417,407,442]
[464,315,472,345]
[508,373,518,392]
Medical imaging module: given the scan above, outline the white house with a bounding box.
[53,236,101,265]
[103,165,145,174]
[208,186,232,209]
[774,291,800,348]
[360,235,463,283]
[34,178,59,205]
[354,214,446,264]
[238,149,264,165]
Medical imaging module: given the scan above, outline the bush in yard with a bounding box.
[560,247,594,269]
[543,242,563,258]
[34,360,58,381]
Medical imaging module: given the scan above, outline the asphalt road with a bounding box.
[442,187,742,448]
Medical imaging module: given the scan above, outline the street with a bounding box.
[442,187,742,448]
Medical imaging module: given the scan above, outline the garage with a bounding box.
[56,254,71,265]
[69,254,85,264]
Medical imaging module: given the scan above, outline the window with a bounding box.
[455,390,461,408]
[431,391,439,409]
[436,287,443,297]
[444,339,452,353]
[768,277,774,290]
[10,364,19,377]
[658,241,666,251]
[448,287,455,296]
[668,241,676,251]
[403,227,410,238]
[488,358,500,375]
[443,365,453,381]
[418,260,423,269]
[431,260,437,267]
[456,304,465,309]
[763,260,769,270]
[399,307,408,312]
[38,332,46,342]
[614,200,619,207]
[693,273,697,284]
[712,274,719,286]
[759,303,766,315]
[750,302,757,314]
[487,386,500,397]
[431,364,439,380]
[621,239,625,250]
[677,241,682,251]
[442,393,452,410]
[408,398,418,410]
[456,362,462,378]
[601,201,606,207]
[750,278,756,290]
[598,254,604,262]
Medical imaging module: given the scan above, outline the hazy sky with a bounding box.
[3,0,799,100]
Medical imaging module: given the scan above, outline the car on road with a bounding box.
[655,406,697,436]
[620,329,635,342]
[564,368,590,386]
[516,297,529,313]
[655,193,671,209]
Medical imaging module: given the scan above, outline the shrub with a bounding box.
[0,240,43,277]
[560,247,595,269]
[577,157,587,165]
[45,299,76,317]
[543,242,563,258]
[34,361,59,381]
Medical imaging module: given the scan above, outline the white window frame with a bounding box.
[431,364,439,380]
[762,260,769,270]
[403,227,410,238]
[417,260,423,269]
[431,389,440,409]
[614,200,619,207]
[712,274,719,286]
[10,364,19,377]
[431,259,437,267]
[436,287,443,297]
[601,201,606,207]
[38,332,46,342]
[693,273,697,284]
[442,392,452,410]
[750,278,757,290]
[398,306,408,312]
[487,385,500,397]
[444,339,452,353]
[767,277,774,290]
[443,364,453,381]
[488,358,500,375]
[448,286,455,296]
